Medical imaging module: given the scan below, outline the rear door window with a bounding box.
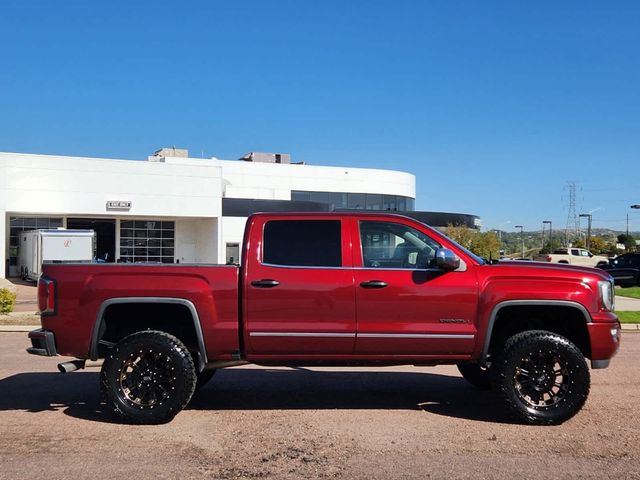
[263,220,342,267]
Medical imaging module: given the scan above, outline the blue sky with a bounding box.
[1,1,639,232]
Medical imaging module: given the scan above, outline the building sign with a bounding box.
[106,201,132,211]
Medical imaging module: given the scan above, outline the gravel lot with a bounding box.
[1,332,638,480]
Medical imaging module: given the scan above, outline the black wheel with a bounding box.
[195,369,217,391]
[491,330,590,425]
[100,330,197,425]
[457,363,491,390]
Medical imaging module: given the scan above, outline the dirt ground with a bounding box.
[1,332,639,480]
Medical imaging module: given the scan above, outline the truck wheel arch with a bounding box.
[90,297,208,370]
[480,300,592,367]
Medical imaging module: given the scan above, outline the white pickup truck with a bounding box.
[534,248,608,267]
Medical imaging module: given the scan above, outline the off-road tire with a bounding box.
[491,330,590,425]
[195,369,217,391]
[100,330,197,425]
[457,363,491,390]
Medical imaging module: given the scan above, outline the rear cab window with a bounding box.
[263,219,343,267]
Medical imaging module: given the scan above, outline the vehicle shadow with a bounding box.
[0,369,516,424]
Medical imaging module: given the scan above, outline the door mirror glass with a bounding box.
[434,248,460,271]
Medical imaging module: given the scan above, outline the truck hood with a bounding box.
[494,260,613,281]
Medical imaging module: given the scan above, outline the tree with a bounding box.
[618,234,636,252]
[573,238,585,249]
[588,236,608,254]
[445,225,501,260]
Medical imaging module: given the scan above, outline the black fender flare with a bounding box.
[89,297,208,370]
[480,299,592,367]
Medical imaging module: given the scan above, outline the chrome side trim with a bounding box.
[358,333,475,339]
[261,263,348,270]
[249,332,474,340]
[261,263,459,273]
[250,332,356,338]
[480,299,593,367]
[90,297,208,371]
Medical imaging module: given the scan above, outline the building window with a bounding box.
[226,243,240,264]
[263,220,342,267]
[8,216,63,267]
[119,220,174,263]
[291,191,415,211]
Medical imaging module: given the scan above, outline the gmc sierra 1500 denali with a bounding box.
[27,213,620,425]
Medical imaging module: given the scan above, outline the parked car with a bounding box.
[597,253,640,287]
[28,212,620,426]
[533,248,608,267]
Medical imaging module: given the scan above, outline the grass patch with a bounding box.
[615,287,640,299]
[617,311,640,324]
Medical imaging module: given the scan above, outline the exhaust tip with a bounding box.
[57,360,86,373]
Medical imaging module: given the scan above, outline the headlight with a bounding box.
[598,280,615,311]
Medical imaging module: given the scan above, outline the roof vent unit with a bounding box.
[239,152,291,164]
[149,147,189,162]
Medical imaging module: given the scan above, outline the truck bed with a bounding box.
[39,263,240,361]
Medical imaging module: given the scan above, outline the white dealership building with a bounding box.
[0,149,421,278]
[1,148,480,278]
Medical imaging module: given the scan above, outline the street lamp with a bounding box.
[515,225,524,259]
[628,205,640,236]
[543,220,552,252]
[579,214,592,251]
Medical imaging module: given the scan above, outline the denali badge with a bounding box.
[439,318,467,324]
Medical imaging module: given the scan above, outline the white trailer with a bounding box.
[18,229,95,281]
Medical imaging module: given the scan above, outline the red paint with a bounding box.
[36,212,620,367]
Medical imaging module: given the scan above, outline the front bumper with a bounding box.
[27,329,57,356]
[587,317,621,369]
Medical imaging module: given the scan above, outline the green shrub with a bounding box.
[0,289,17,314]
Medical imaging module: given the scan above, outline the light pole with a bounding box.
[515,225,524,259]
[628,205,640,236]
[543,220,552,252]
[630,206,640,249]
[579,214,592,251]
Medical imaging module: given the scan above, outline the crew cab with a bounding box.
[534,248,608,267]
[28,213,620,425]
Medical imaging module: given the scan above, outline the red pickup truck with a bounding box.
[28,212,620,425]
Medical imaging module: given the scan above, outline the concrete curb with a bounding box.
[621,323,640,331]
[0,325,40,332]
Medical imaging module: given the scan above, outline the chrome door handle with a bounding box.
[250,279,280,288]
[359,280,388,289]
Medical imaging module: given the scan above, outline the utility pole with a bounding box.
[564,182,579,245]
[579,214,592,251]
[543,220,552,252]
[541,222,546,249]
[515,225,524,259]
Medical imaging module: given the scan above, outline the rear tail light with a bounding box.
[546,256,552,262]
[38,277,57,315]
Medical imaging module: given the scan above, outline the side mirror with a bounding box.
[434,248,460,271]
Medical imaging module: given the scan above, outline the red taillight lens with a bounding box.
[38,277,56,315]
[546,256,552,262]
